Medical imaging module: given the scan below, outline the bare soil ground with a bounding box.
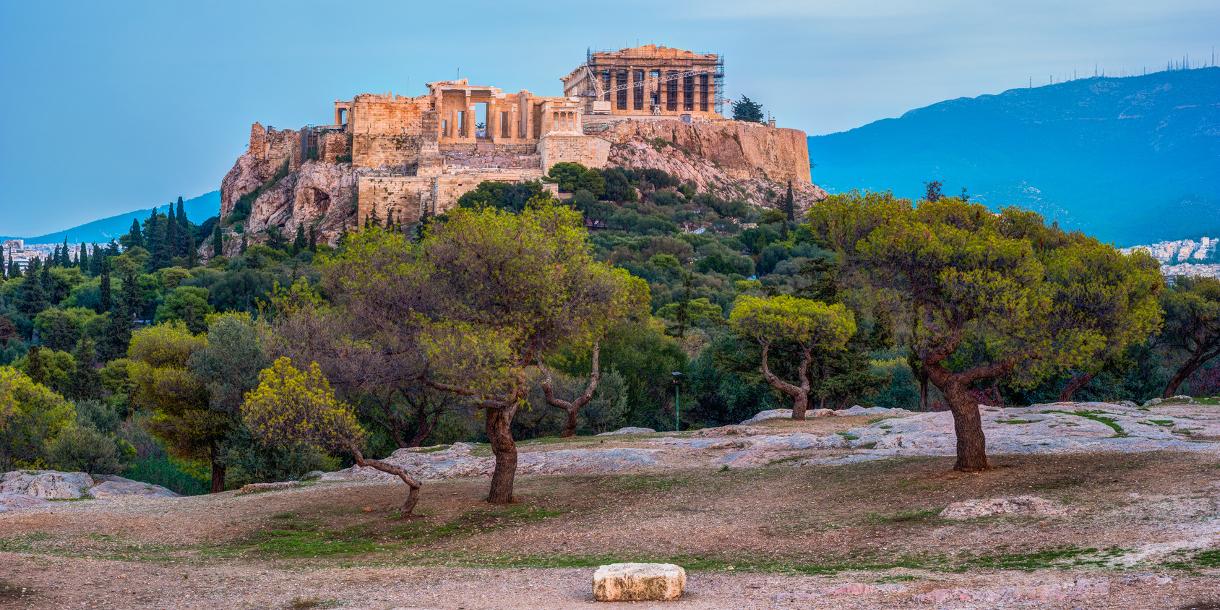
[2,444,1218,609]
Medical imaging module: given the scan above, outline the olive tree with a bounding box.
[809,194,1161,471]
[243,357,421,514]
[728,295,856,419]
[1158,276,1220,398]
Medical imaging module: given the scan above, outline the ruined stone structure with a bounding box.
[561,45,724,119]
[218,46,819,254]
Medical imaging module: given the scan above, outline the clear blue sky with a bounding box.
[1,0,1216,235]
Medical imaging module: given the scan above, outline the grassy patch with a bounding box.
[836,432,860,441]
[1146,419,1176,427]
[1161,548,1220,570]
[214,504,567,560]
[965,546,1124,570]
[611,474,688,493]
[288,596,340,609]
[865,508,943,524]
[1041,410,1128,437]
[997,418,1034,425]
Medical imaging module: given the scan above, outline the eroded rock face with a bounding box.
[940,495,1065,520]
[600,119,826,209]
[592,562,686,602]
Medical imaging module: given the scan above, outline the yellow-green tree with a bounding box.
[0,367,76,470]
[126,322,228,491]
[318,201,647,504]
[809,194,1163,471]
[728,295,857,419]
[242,357,422,514]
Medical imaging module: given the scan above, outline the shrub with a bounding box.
[46,425,130,474]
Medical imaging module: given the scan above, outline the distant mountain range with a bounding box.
[808,67,1220,246]
[2,191,220,245]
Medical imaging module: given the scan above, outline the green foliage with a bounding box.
[545,162,605,197]
[0,366,76,469]
[126,323,221,464]
[155,286,213,333]
[45,424,131,474]
[457,180,547,213]
[731,95,765,123]
[730,295,856,351]
[242,356,365,454]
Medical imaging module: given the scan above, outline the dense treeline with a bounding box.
[3,168,1220,504]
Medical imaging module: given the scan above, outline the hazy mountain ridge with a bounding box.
[808,67,1220,246]
[3,191,220,245]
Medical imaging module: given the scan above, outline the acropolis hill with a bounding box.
[218,45,822,250]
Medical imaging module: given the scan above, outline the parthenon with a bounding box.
[561,45,724,119]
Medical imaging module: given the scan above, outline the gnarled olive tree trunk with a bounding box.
[760,342,813,420]
[539,342,601,437]
[350,446,422,516]
[484,405,518,504]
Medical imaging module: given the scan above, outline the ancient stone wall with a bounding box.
[349,95,436,169]
[356,169,546,225]
[539,135,611,172]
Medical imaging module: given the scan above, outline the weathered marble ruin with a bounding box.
[218,45,820,252]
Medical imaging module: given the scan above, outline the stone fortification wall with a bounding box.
[539,135,611,172]
[356,169,546,225]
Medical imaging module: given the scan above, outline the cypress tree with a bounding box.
[99,264,112,313]
[293,225,306,254]
[186,233,198,268]
[165,206,179,260]
[783,181,795,224]
[67,338,102,400]
[119,265,143,321]
[176,196,189,252]
[61,238,71,266]
[124,218,144,250]
[307,225,317,252]
[24,346,47,386]
[211,223,223,258]
[77,243,89,274]
[15,260,48,315]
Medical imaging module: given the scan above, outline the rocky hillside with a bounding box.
[216,119,822,256]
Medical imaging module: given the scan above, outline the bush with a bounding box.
[46,425,131,474]
[123,455,208,496]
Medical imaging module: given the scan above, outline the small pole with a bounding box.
[672,371,683,432]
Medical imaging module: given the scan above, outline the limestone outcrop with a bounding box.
[592,562,686,602]
[597,118,819,196]
[0,470,178,510]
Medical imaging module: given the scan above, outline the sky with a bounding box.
[1,0,1217,236]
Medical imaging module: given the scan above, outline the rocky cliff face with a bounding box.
[597,119,825,209]
[216,118,825,255]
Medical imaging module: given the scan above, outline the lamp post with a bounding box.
[671,371,683,432]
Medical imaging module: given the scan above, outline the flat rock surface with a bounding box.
[318,401,1220,484]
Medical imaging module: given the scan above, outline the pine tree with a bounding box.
[307,225,317,252]
[61,238,71,266]
[89,244,104,276]
[293,225,307,254]
[25,346,47,386]
[239,231,248,254]
[731,95,765,123]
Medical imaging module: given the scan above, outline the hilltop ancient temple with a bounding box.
[219,45,818,250]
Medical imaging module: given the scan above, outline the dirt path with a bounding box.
[2,554,1216,609]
